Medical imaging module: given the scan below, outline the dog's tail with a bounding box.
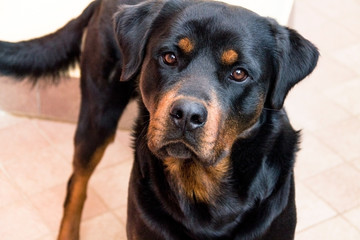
[0,0,101,82]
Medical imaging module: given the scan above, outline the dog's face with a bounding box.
[141,5,273,166]
[115,0,318,167]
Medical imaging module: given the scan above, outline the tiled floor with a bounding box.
[1,0,360,239]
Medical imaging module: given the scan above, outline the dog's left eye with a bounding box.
[230,68,248,82]
[162,52,178,66]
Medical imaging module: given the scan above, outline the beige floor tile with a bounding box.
[0,166,23,208]
[98,130,133,170]
[352,158,360,171]
[307,19,359,53]
[323,78,360,116]
[81,213,126,240]
[34,119,76,162]
[30,185,108,232]
[304,164,360,213]
[331,43,360,76]
[113,205,128,225]
[343,206,360,231]
[4,146,71,195]
[306,0,360,21]
[29,185,66,233]
[0,111,26,130]
[90,158,132,209]
[34,119,76,145]
[314,117,360,160]
[291,0,328,37]
[337,14,360,38]
[296,216,360,240]
[118,100,138,130]
[53,141,75,163]
[82,187,110,220]
[0,201,49,240]
[115,130,133,151]
[295,132,343,180]
[35,233,56,240]
[295,183,337,232]
[0,121,51,164]
[300,55,357,93]
[286,89,350,132]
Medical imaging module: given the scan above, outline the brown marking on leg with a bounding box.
[178,37,194,54]
[58,175,88,240]
[221,49,238,65]
[57,135,114,240]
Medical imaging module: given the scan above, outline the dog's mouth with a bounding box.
[162,142,194,160]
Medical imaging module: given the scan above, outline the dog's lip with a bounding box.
[164,142,193,159]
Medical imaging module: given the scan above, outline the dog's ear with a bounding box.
[114,0,165,82]
[267,19,319,109]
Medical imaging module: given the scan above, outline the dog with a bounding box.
[0,0,319,239]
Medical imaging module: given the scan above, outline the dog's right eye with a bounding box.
[162,52,178,66]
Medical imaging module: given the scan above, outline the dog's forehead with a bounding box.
[165,2,271,57]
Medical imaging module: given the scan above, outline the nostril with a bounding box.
[170,109,183,120]
[190,114,204,125]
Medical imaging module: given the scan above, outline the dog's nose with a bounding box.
[170,99,207,131]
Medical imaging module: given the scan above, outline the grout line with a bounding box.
[301,172,342,215]
[295,161,345,182]
[296,213,360,235]
[301,162,360,216]
[339,214,360,235]
[310,117,360,162]
[295,214,339,235]
[0,165,53,236]
[310,133,349,163]
[82,185,112,222]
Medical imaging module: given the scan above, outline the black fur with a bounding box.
[0,0,318,239]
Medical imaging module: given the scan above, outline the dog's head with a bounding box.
[114,0,318,166]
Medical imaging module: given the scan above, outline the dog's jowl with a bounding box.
[0,0,318,239]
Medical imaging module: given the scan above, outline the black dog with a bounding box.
[0,0,318,239]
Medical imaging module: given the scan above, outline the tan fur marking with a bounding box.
[164,156,230,203]
[147,86,181,153]
[178,37,194,54]
[221,49,238,65]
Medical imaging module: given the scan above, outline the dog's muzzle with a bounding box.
[162,99,208,160]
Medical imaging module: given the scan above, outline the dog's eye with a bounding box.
[230,68,248,82]
[162,52,178,66]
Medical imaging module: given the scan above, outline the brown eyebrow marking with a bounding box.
[178,37,194,54]
[221,49,238,65]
